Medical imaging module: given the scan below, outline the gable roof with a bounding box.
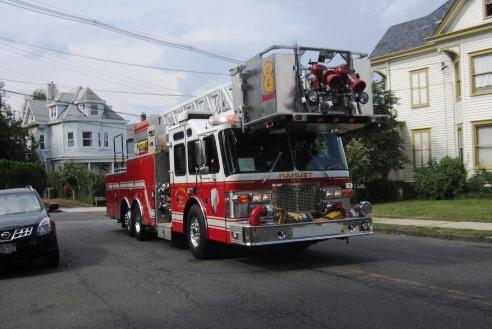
[22,99,49,125]
[370,0,456,59]
[27,100,49,123]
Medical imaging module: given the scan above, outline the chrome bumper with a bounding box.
[229,217,372,246]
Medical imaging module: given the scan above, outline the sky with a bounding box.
[0,0,447,123]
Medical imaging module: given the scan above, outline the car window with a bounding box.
[0,193,42,216]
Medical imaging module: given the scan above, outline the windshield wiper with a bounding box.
[324,164,343,170]
[262,151,282,184]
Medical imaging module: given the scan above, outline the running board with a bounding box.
[156,223,172,241]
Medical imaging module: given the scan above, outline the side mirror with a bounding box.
[199,165,210,175]
[48,203,59,212]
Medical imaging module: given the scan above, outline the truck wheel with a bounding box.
[127,207,136,237]
[122,208,131,229]
[134,206,146,241]
[186,205,213,259]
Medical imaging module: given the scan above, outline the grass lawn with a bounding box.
[373,199,492,223]
[374,223,492,240]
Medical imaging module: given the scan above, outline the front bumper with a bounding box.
[0,226,58,261]
[229,216,372,246]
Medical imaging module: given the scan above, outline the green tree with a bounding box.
[0,81,37,161]
[31,88,47,100]
[344,80,406,197]
[52,162,105,203]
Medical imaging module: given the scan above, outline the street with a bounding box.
[1,211,491,329]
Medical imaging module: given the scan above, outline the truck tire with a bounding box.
[186,205,214,259]
[127,207,136,237]
[134,206,146,241]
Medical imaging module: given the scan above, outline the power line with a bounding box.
[0,0,244,64]
[0,77,195,97]
[1,88,141,117]
[0,36,229,76]
[0,43,191,96]
[0,40,184,95]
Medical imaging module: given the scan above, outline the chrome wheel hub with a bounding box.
[189,217,200,248]
[124,210,131,230]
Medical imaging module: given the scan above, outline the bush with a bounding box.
[0,159,47,194]
[414,157,466,200]
[466,170,492,195]
[51,162,105,203]
[356,179,401,203]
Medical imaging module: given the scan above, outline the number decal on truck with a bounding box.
[262,61,276,102]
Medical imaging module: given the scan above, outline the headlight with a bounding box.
[321,187,342,199]
[251,193,272,203]
[37,217,51,235]
[229,192,272,218]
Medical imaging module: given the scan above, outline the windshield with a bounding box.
[219,128,347,175]
[0,193,43,216]
[291,132,348,171]
[219,129,293,175]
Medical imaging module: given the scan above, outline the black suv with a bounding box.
[0,187,59,267]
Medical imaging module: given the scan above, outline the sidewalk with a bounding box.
[60,207,106,213]
[374,217,492,231]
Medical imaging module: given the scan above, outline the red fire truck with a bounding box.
[106,45,382,259]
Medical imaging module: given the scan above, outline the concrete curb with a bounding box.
[59,207,106,213]
[374,227,492,243]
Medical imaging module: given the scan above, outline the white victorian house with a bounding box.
[371,0,492,182]
[22,82,127,174]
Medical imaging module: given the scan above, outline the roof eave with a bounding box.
[370,44,437,65]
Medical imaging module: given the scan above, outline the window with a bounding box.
[104,132,109,148]
[98,132,101,147]
[457,125,463,162]
[410,68,429,108]
[204,135,220,174]
[174,144,186,176]
[49,107,57,118]
[39,134,45,150]
[188,141,198,174]
[471,50,492,95]
[486,0,492,17]
[67,132,74,148]
[473,121,492,168]
[82,131,92,147]
[219,129,293,176]
[186,136,219,175]
[454,59,461,99]
[90,104,98,116]
[413,129,431,168]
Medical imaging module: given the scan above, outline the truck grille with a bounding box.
[272,183,320,212]
[0,226,33,242]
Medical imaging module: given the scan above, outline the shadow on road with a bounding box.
[0,245,108,280]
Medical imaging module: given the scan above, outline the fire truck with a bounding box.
[106,45,383,259]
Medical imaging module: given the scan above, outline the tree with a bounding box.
[0,81,37,161]
[344,80,406,196]
[31,88,47,100]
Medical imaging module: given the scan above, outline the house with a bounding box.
[22,82,128,174]
[370,0,492,182]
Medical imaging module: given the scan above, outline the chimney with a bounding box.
[46,82,58,101]
[140,112,147,122]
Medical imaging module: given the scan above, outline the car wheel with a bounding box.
[134,206,146,241]
[44,247,60,267]
[187,205,214,259]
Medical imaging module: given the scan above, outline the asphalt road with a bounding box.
[1,211,491,329]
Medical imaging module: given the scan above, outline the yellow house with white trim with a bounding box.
[371,0,492,182]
